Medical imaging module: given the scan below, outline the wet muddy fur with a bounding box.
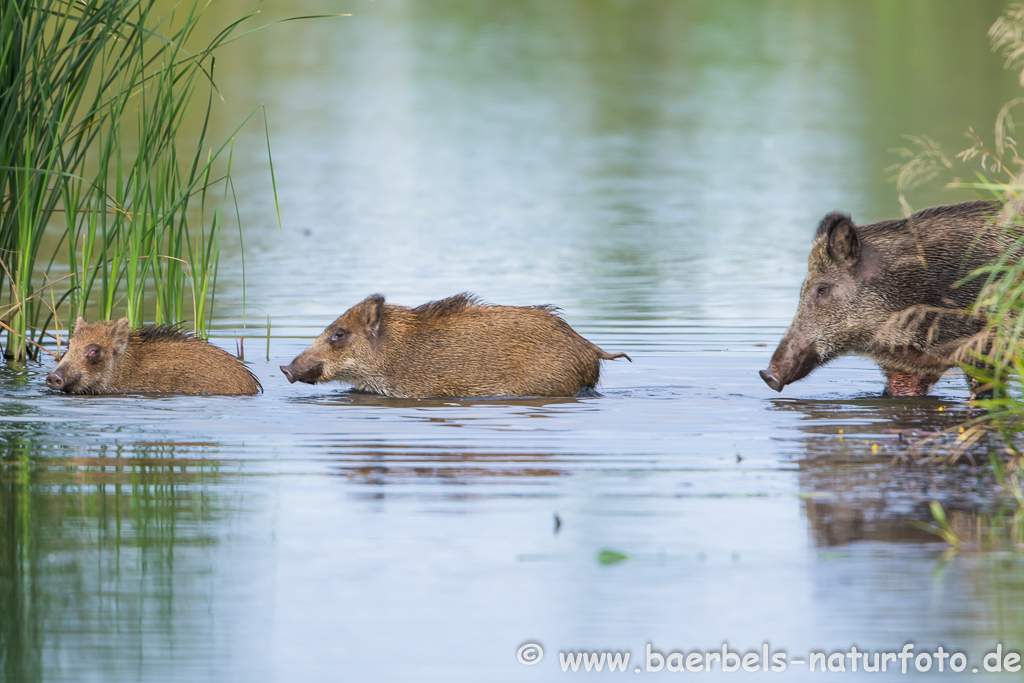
[281,293,630,398]
[47,318,261,396]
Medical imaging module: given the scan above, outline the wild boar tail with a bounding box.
[598,350,632,362]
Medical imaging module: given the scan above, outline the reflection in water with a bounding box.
[332,449,568,491]
[289,390,590,410]
[771,397,1010,547]
[0,438,234,683]
[297,394,582,490]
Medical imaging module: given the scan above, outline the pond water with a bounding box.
[4,1,1024,680]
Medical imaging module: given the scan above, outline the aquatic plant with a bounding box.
[886,4,1024,555]
[0,0,338,364]
[916,456,1024,557]
[889,4,1024,460]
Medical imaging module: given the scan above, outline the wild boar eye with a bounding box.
[816,285,831,299]
[85,345,102,360]
[331,330,348,342]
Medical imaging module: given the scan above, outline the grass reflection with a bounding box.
[0,438,226,683]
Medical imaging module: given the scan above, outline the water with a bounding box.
[4,1,1024,680]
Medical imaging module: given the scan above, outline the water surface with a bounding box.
[4,1,1024,680]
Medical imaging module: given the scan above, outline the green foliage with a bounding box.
[890,4,1024,456]
[889,5,1024,548]
[0,0,317,363]
[912,501,962,553]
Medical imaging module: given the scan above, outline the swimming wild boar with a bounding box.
[46,318,261,395]
[280,293,631,398]
[760,201,1015,398]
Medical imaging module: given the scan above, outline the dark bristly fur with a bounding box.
[761,201,1019,398]
[281,293,631,398]
[46,317,261,395]
[133,324,198,343]
[410,292,482,319]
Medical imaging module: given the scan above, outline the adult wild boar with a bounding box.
[760,201,1014,398]
[46,318,261,395]
[280,293,631,398]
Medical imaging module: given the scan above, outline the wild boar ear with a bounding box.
[358,295,385,335]
[74,316,88,334]
[821,213,860,267]
[111,318,131,352]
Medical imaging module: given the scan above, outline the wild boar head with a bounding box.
[46,318,131,393]
[280,295,385,388]
[760,212,880,392]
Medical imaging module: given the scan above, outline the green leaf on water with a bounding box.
[930,501,948,527]
[597,549,629,565]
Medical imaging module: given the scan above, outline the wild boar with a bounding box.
[46,318,261,395]
[760,201,1015,398]
[280,293,631,398]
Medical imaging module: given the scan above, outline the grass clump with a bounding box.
[890,4,1024,461]
[0,0,338,364]
[889,4,1024,549]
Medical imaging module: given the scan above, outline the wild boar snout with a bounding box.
[280,359,324,385]
[759,368,783,392]
[45,369,67,392]
[761,340,822,392]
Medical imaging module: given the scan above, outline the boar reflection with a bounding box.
[770,398,1004,547]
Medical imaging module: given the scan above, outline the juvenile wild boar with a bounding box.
[46,318,261,395]
[760,201,1016,398]
[280,293,630,398]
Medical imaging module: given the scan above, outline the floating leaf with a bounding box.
[597,549,629,565]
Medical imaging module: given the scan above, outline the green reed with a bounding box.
[887,3,1024,558]
[890,5,1024,457]
[0,0,328,363]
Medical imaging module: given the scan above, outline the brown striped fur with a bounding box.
[760,201,1018,398]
